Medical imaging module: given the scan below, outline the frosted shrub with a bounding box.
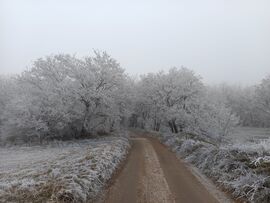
[178,139,202,156]
[153,132,270,203]
[229,139,270,155]
[0,137,130,203]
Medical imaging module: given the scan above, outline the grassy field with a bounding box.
[154,128,270,203]
[0,138,119,172]
[226,127,270,153]
[229,126,270,142]
[0,136,130,202]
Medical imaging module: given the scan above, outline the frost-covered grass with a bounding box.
[227,139,270,156]
[229,127,270,143]
[0,135,130,203]
[150,131,270,203]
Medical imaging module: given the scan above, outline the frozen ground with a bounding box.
[227,127,270,154]
[229,127,270,143]
[0,138,119,172]
[149,128,270,203]
[0,136,130,203]
[104,136,221,203]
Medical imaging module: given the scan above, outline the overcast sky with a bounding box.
[0,0,269,85]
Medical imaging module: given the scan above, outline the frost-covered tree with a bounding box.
[210,77,270,128]
[3,52,267,144]
[0,51,128,143]
[157,67,204,133]
[190,90,238,141]
[131,67,236,141]
[0,76,15,133]
[1,55,79,142]
[68,51,127,135]
[0,77,9,120]
[255,75,270,119]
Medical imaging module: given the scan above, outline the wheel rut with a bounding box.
[103,133,221,203]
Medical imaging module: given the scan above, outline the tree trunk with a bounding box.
[168,121,174,133]
[178,124,184,132]
[81,104,90,137]
[110,120,115,132]
[172,120,178,133]
[169,120,178,133]
[155,121,160,131]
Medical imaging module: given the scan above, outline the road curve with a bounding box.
[103,133,221,203]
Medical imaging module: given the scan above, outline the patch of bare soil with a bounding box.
[103,134,226,203]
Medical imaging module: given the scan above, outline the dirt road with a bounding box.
[103,134,223,203]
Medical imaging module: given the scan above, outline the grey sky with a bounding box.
[1,0,269,85]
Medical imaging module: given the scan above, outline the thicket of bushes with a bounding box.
[152,132,270,203]
[0,52,131,144]
[1,51,269,145]
[0,136,130,203]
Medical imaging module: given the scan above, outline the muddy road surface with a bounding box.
[103,133,229,203]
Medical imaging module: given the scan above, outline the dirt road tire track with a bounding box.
[103,134,222,203]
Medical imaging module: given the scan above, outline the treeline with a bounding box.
[130,68,238,141]
[0,52,131,143]
[209,80,270,127]
[0,51,269,144]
